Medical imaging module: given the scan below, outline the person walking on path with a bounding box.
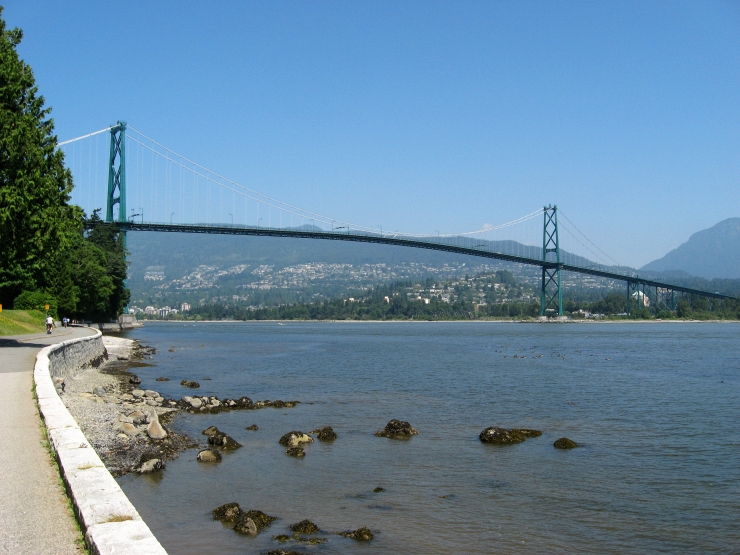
[0,326,92,554]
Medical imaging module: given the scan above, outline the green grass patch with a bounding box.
[0,309,46,335]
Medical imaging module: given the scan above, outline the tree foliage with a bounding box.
[0,9,128,320]
[0,9,80,303]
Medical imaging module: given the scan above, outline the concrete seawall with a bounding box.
[34,329,166,554]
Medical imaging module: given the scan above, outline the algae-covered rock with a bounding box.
[553,437,578,449]
[213,502,242,522]
[375,419,419,439]
[290,519,320,534]
[340,527,374,542]
[279,431,314,447]
[202,425,221,437]
[313,426,337,442]
[207,432,242,450]
[233,515,258,536]
[286,446,305,458]
[242,509,277,531]
[479,426,542,445]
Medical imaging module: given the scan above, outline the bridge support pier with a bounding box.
[106,121,127,223]
[540,205,563,317]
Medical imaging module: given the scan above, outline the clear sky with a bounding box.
[4,1,739,268]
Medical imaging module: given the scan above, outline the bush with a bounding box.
[14,290,57,316]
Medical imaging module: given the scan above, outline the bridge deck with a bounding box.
[116,222,735,301]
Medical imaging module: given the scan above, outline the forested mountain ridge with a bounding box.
[641,218,740,279]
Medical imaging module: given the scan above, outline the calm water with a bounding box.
[117,321,740,554]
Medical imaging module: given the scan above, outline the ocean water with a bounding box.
[116,321,740,554]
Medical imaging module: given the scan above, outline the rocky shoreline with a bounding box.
[59,336,301,476]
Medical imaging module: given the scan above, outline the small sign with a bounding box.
[44,304,50,311]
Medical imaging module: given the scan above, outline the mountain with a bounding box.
[641,218,740,280]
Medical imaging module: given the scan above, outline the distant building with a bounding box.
[144,266,166,281]
[632,291,650,307]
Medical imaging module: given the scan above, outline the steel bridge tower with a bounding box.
[540,205,563,317]
[106,121,126,223]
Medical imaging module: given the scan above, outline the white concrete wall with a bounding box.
[35,329,167,555]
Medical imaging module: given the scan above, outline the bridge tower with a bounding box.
[106,121,126,223]
[540,205,563,317]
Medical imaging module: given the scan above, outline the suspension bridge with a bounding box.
[60,121,735,316]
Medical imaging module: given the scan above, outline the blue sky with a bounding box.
[5,1,739,268]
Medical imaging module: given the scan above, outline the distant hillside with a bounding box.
[641,218,740,279]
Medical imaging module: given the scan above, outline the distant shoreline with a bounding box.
[134,318,739,325]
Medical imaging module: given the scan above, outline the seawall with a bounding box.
[34,329,167,554]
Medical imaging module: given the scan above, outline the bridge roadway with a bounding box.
[117,222,735,301]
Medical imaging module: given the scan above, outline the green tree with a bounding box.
[0,9,80,305]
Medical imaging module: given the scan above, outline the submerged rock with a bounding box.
[479,426,542,445]
[339,527,374,542]
[286,446,305,458]
[375,419,419,439]
[553,437,578,449]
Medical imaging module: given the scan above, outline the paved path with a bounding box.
[0,326,92,554]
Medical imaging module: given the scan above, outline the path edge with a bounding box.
[33,328,167,555]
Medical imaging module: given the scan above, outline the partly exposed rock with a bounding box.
[553,437,578,449]
[202,425,221,437]
[374,419,419,439]
[180,379,201,388]
[242,509,278,531]
[478,426,542,445]
[290,520,320,534]
[213,502,242,522]
[208,432,242,450]
[197,449,222,463]
[313,426,337,442]
[339,527,374,542]
[279,431,314,448]
[138,458,164,473]
[233,515,258,536]
[246,424,259,431]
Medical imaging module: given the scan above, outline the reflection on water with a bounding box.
[117,322,740,553]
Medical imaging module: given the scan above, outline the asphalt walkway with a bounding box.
[0,325,92,554]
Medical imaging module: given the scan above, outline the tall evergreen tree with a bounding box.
[0,7,80,305]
